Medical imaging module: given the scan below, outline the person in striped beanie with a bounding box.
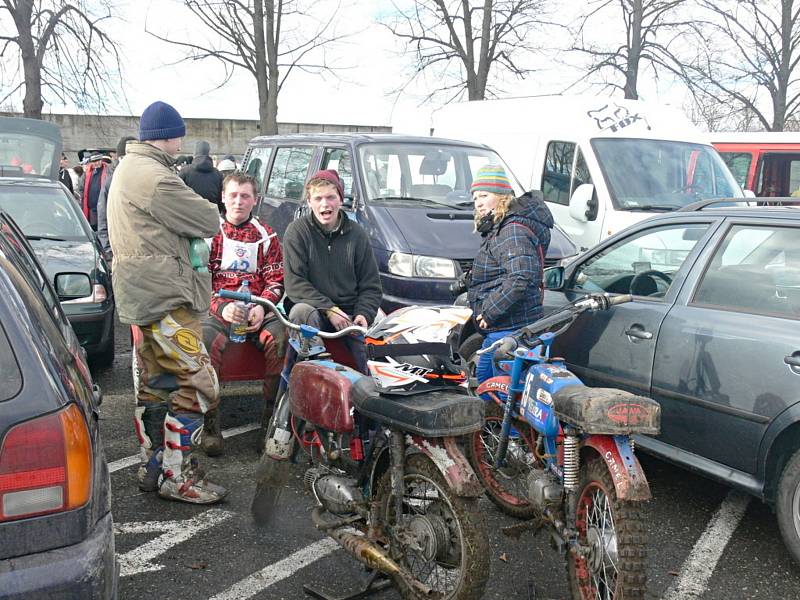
[467,164,554,383]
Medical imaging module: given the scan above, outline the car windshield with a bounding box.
[593,138,743,210]
[0,185,88,240]
[358,142,522,207]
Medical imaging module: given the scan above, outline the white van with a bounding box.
[433,95,743,251]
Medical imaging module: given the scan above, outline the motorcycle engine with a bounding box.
[527,468,563,510]
[304,467,364,515]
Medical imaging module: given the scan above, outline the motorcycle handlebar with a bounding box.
[216,289,367,338]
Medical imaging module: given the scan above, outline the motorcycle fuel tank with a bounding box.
[519,361,582,437]
[289,360,363,433]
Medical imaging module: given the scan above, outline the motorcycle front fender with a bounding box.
[476,375,511,403]
[583,434,651,501]
[407,435,484,498]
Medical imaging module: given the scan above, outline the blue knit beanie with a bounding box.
[139,101,186,141]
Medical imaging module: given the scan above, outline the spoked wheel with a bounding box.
[376,454,489,600]
[567,459,646,600]
[465,402,540,519]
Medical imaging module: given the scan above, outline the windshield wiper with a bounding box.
[624,204,679,212]
[26,234,67,241]
[371,196,455,209]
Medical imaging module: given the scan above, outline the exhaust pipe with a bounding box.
[311,506,432,597]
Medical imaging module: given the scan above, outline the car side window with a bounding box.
[542,141,575,206]
[693,225,800,319]
[245,146,273,194]
[571,223,710,297]
[320,147,353,199]
[718,152,752,190]
[570,146,593,197]
[266,146,314,202]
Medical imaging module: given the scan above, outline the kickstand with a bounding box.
[303,569,392,600]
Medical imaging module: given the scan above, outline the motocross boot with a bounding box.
[256,375,280,454]
[201,408,224,457]
[159,412,228,504]
[133,402,167,492]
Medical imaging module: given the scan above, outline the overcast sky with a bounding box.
[16,1,693,134]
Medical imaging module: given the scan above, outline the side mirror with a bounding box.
[342,195,354,209]
[55,272,92,300]
[568,184,598,222]
[544,266,565,290]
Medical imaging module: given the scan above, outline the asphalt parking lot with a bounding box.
[95,321,800,600]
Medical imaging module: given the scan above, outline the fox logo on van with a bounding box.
[587,103,647,133]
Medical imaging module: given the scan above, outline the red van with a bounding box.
[712,133,800,197]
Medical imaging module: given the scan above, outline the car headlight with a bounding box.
[387,252,456,279]
[63,284,107,304]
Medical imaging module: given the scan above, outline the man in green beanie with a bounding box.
[107,100,226,505]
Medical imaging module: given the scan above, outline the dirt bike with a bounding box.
[468,293,661,600]
[218,289,490,600]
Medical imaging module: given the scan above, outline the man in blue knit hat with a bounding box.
[107,101,227,504]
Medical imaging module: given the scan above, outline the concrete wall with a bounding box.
[2,112,391,162]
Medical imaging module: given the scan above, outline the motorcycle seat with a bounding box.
[552,384,661,436]
[351,377,485,437]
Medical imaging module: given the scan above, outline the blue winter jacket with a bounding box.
[467,191,553,332]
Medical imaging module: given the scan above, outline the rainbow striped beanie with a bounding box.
[471,164,513,195]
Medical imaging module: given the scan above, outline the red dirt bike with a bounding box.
[218,290,490,600]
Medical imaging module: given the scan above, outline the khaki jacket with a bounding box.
[107,142,220,325]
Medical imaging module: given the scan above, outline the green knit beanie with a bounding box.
[470,164,513,195]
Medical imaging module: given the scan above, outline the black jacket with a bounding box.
[179,155,224,209]
[283,212,382,323]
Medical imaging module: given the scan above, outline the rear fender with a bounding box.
[583,434,651,501]
[407,435,484,497]
[476,375,511,404]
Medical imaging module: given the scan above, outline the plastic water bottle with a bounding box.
[189,238,209,273]
[229,280,250,343]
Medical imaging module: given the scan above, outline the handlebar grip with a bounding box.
[608,294,633,306]
[218,289,253,303]
[493,337,518,362]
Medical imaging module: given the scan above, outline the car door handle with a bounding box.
[625,326,653,341]
[785,355,800,368]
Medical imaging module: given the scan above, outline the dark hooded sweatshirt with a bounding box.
[179,141,224,210]
[468,191,554,332]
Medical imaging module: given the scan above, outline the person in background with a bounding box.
[201,172,285,456]
[467,164,553,383]
[283,169,381,374]
[180,140,224,211]
[58,153,74,194]
[78,154,110,230]
[216,158,236,178]
[108,100,225,505]
[97,135,137,260]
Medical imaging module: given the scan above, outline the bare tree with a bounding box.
[568,0,692,100]
[686,0,800,132]
[0,0,122,119]
[383,0,551,102]
[149,0,342,135]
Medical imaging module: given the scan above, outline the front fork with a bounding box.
[495,356,526,469]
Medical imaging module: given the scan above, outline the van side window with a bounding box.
[718,152,752,190]
[245,147,272,194]
[320,148,353,199]
[543,141,575,206]
[570,147,593,197]
[266,146,314,201]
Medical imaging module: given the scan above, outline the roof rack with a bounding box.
[681,197,800,211]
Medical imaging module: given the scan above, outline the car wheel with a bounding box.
[458,333,483,395]
[89,320,115,370]
[777,448,800,565]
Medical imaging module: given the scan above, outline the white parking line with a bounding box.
[662,490,751,600]
[116,509,235,576]
[208,538,340,600]
[107,423,260,473]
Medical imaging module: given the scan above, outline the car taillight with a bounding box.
[0,404,92,522]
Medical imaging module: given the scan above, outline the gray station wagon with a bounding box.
[542,199,800,564]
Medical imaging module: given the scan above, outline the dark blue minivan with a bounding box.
[241,133,577,314]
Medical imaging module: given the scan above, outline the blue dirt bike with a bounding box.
[467,293,661,600]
